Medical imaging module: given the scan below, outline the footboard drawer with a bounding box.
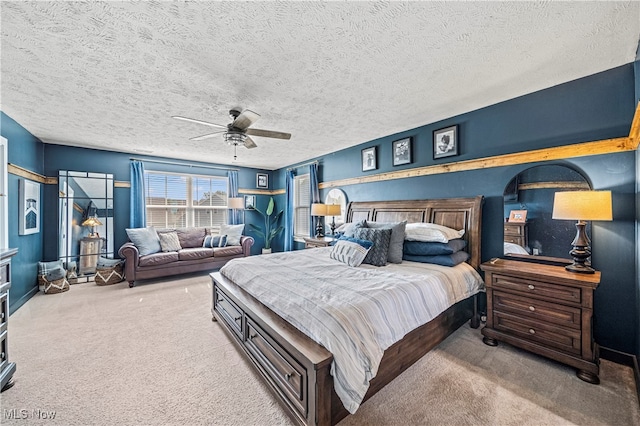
[213,286,244,340]
[245,317,308,418]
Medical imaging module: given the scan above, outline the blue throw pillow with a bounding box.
[403,239,467,256]
[353,227,392,267]
[338,235,373,249]
[126,227,161,256]
[203,234,228,248]
[402,251,470,267]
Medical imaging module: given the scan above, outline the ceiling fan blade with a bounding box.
[244,136,257,149]
[232,109,260,130]
[189,131,225,141]
[173,116,227,129]
[246,128,292,140]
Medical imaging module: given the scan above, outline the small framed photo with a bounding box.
[392,137,412,166]
[19,179,40,235]
[361,146,377,171]
[256,173,268,189]
[508,210,528,223]
[433,125,458,159]
[244,195,256,210]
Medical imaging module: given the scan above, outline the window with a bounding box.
[293,174,310,239]
[145,171,228,230]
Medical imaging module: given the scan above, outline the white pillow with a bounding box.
[404,223,465,243]
[330,240,370,267]
[220,224,244,246]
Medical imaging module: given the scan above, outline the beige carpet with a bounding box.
[1,272,638,426]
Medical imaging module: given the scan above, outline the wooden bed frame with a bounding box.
[210,196,484,426]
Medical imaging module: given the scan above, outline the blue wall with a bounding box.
[1,112,45,312]
[274,63,638,356]
[2,61,638,357]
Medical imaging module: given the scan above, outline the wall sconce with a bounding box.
[326,204,341,236]
[228,197,245,224]
[311,203,327,238]
[81,216,102,238]
[552,190,612,273]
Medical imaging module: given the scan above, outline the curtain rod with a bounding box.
[286,160,318,171]
[130,157,239,172]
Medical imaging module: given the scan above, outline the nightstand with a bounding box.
[481,258,601,384]
[503,221,528,248]
[303,236,335,249]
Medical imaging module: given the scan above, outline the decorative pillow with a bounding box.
[38,259,64,276]
[158,231,182,252]
[403,239,467,256]
[403,251,470,267]
[96,256,123,267]
[45,266,66,281]
[334,220,366,238]
[337,235,374,250]
[175,227,206,248]
[220,224,244,246]
[364,221,406,263]
[404,223,465,243]
[126,227,161,256]
[330,240,371,267]
[203,234,228,248]
[353,227,392,267]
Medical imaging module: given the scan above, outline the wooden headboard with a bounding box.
[346,196,484,269]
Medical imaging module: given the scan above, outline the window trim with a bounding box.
[293,173,310,241]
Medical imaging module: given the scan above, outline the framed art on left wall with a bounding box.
[19,179,40,235]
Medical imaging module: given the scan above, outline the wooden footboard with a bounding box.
[212,271,477,426]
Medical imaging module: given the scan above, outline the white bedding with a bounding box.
[220,247,484,413]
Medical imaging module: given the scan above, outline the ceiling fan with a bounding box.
[172,108,291,160]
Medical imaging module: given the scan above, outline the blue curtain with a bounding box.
[284,169,295,251]
[309,163,320,237]
[129,160,146,228]
[228,170,240,224]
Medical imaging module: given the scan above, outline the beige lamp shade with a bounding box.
[552,191,612,221]
[326,204,341,216]
[81,217,103,227]
[228,197,244,209]
[311,203,327,216]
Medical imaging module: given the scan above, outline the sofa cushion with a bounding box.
[158,231,182,252]
[176,227,206,248]
[126,227,161,256]
[138,251,179,267]
[178,247,214,261]
[213,246,243,257]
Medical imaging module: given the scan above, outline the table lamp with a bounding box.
[552,190,612,273]
[311,203,327,238]
[326,204,341,235]
[228,197,245,224]
[81,216,103,238]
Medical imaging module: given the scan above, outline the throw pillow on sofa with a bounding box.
[126,227,161,256]
[220,224,244,246]
[203,234,228,248]
[158,231,182,252]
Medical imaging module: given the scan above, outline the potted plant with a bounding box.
[248,196,284,254]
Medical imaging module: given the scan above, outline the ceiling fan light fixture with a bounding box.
[224,132,247,146]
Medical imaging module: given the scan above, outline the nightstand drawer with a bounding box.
[493,291,580,329]
[504,224,524,236]
[493,311,581,355]
[492,274,581,305]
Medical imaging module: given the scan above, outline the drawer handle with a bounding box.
[0,352,4,360]
[284,373,292,381]
[529,329,535,335]
[529,306,535,312]
[528,284,535,290]
[234,316,241,322]
[0,312,4,320]
[249,333,257,340]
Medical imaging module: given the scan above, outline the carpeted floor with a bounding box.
[1,272,638,425]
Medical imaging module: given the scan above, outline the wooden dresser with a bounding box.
[503,221,528,248]
[303,236,335,249]
[481,258,601,384]
[0,248,18,392]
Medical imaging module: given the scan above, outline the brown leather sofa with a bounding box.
[118,227,253,287]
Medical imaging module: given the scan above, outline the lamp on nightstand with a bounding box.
[552,190,612,274]
[81,216,102,238]
[326,204,341,235]
[311,203,327,238]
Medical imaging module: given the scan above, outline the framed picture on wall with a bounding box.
[19,179,40,235]
[392,137,412,166]
[256,173,268,189]
[433,125,458,159]
[244,195,256,210]
[361,146,377,171]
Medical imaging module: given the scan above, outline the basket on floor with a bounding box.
[37,260,70,294]
[95,262,125,286]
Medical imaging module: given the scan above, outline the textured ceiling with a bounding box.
[1,1,639,170]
